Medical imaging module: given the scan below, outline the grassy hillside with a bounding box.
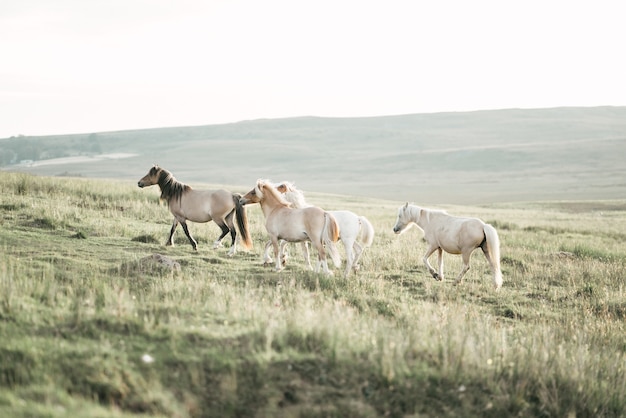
[1,172,625,417]
[3,107,626,204]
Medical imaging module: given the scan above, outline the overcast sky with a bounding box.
[1,0,624,138]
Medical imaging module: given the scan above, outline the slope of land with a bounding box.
[2,106,625,204]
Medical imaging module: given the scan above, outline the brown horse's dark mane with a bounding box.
[155,167,190,203]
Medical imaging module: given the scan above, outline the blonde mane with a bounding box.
[257,180,291,207]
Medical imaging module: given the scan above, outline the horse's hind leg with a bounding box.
[436,248,444,281]
[342,238,355,277]
[224,211,238,256]
[166,219,179,246]
[180,221,198,251]
[213,221,230,249]
[352,241,364,272]
[454,250,473,285]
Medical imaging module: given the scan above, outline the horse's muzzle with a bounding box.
[138,181,144,188]
[239,197,248,205]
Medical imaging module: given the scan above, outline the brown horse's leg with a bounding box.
[180,221,198,251]
[167,220,178,246]
[224,210,237,251]
[213,221,230,248]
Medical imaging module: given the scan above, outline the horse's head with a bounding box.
[138,165,161,188]
[239,179,266,205]
[393,202,416,234]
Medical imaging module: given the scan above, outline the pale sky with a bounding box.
[1,0,624,138]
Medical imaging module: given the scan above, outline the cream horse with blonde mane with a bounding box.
[239,179,341,275]
[393,203,502,290]
[264,181,375,277]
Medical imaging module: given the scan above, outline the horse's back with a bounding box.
[329,210,359,237]
[425,211,486,252]
[176,188,235,222]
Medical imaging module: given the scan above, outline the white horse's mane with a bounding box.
[274,181,310,209]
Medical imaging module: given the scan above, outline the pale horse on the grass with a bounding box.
[392,203,503,290]
[262,181,375,277]
[239,179,341,276]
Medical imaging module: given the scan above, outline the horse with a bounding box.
[269,181,375,277]
[393,203,502,290]
[239,179,341,275]
[137,165,252,255]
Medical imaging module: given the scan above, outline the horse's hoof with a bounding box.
[432,273,441,281]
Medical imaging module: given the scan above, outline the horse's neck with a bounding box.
[410,206,426,225]
[158,172,186,201]
[259,196,287,218]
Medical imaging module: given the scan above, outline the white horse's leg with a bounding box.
[454,250,473,285]
[436,248,444,281]
[322,259,333,276]
[352,241,364,272]
[263,240,273,265]
[301,242,313,270]
[279,240,289,266]
[272,237,284,272]
[423,244,441,280]
[342,238,355,277]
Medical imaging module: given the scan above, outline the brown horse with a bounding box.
[239,179,341,275]
[138,165,252,255]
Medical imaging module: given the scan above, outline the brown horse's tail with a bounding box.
[323,212,341,268]
[233,193,253,250]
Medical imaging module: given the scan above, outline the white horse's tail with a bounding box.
[358,215,375,247]
[323,212,342,268]
[483,224,503,290]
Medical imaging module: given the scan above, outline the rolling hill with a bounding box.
[2,106,625,204]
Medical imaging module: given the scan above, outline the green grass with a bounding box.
[0,172,625,417]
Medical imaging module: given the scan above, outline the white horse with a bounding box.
[264,181,375,277]
[393,203,502,290]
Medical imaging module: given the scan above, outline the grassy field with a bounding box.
[1,172,625,417]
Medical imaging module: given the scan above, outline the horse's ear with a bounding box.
[404,202,409,208]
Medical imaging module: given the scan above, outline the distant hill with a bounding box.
[2,106,625,204]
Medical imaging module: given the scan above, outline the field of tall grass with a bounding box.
[0,172,624,417]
